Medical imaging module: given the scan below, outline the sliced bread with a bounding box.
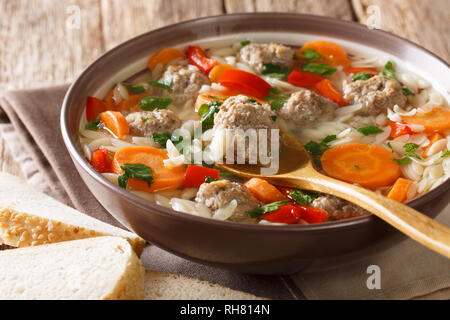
[144,270,266,300]
[0,236,145,300]
[0,172,145,255]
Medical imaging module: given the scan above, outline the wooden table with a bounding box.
[0,0,449,173]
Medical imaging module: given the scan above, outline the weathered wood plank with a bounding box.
[0,0,104,91]
[352,0,450,63]
[100,0,224,50]
[224,0,354,20]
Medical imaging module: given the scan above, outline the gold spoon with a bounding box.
[217,132,450,259]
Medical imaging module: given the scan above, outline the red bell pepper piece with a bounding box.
[184,165,220,188]
[295,205,328,224]
[91,148,110,173]
[315,79,346,106]
[345,67,378,76]
[287,70,324,87]
[86,96,106,122]
[219,69,271,100]
[261,204,303,224]
[389,120,413,138]
[187,45,218,74]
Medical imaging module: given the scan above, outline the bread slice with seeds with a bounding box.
[0,172,145,255]
[0,236,145,300]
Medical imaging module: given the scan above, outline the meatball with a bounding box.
[195,180,261,223]
[343,75,408,115]
[278,89,336,126]
[213,95,278,161]
[126,109,181,137]
[310,195,369,220]
[156,63,209,106]
[237,42,295,73]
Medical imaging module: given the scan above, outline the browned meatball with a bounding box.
[156,63,209,106]
[195,180,261,223]
[213,95,278,161]
[343,75,408,115]
[278,89,336,126]
[237,42,295,73]
[310,195,369,220]
[126,109,181,137]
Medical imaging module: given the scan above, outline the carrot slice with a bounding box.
[423,132,445,158]
[321,143,401,189]
[111,146,186,193]
[244,178,286,204]
[99,111,130,139]
[403,107,450,133]
[117,93,148,112]
[147,48,185,71]
[315,79,345,106]
[387,178,413,203]
[297,40,350,69]
[209,64,233,83]
[345,67,378,75]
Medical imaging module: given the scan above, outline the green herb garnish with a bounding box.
[355,165,360,170]
[302,63,336,76]
[205,176,218,183]
[139,96,173,111]
[247,98,261,105]
[382,61,397,81]
[248,200,289,218]
[301,48,321,62]
[270,99,288,111]
[206,95,227,100]
[149,81,173,91]
[241,40,251,46]
[270,115,277,122]
[441,151,450,158]
[353,72,372,81]
[304,135,337,167]
[393,157,411,165]
[85,116,104,131]
[387,142,394,152]
[152,133,171,148]
[289,189,319,205]
[402,87,414,96]
[268,87,280,94]
[219,171,233,177]
[357,126,384,136]
[118,164,153,189]
[198,100,222,131]
[262,63,290,79]
[126,84,147,94]
[403,143,421,159]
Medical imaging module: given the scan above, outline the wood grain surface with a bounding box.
[0,0,449,175]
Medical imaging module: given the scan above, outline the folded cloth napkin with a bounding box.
[1,85,449,300]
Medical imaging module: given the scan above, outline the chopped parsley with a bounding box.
[149,80,172,92]
[387,142,394,152]
[355,165,360,170]
[265,94,288,111]
[152,133,171,147]
[205,176,218,183]
[268,87,280,94]
[393,157,411,165]
[85,116,104,131]
[206,95,227,100]
[248,200,289,218]
[393,143,422,165]
[402,87,414,96]
[270,115,277,122]
[118,164,153,189]
[302,63,336,76]
[289,189,319,205]
[262,63,290,79]
[353,72,372,81]
[247,98,261,105]
[241,40,251,46]
[357,126,384,136]
[300,48,321,62]
[441,151,450,158]
[139,96,173,111]
[125,84,146,94]
[304,135,337,167]
[219,171,233,177]
[381,61,397,81]
[198,100,222,131]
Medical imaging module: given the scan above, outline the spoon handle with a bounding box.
[281,172,450,259]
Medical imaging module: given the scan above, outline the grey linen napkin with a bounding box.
[1,85,449,300]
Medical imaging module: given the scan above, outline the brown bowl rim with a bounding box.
[61,12,450,233]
